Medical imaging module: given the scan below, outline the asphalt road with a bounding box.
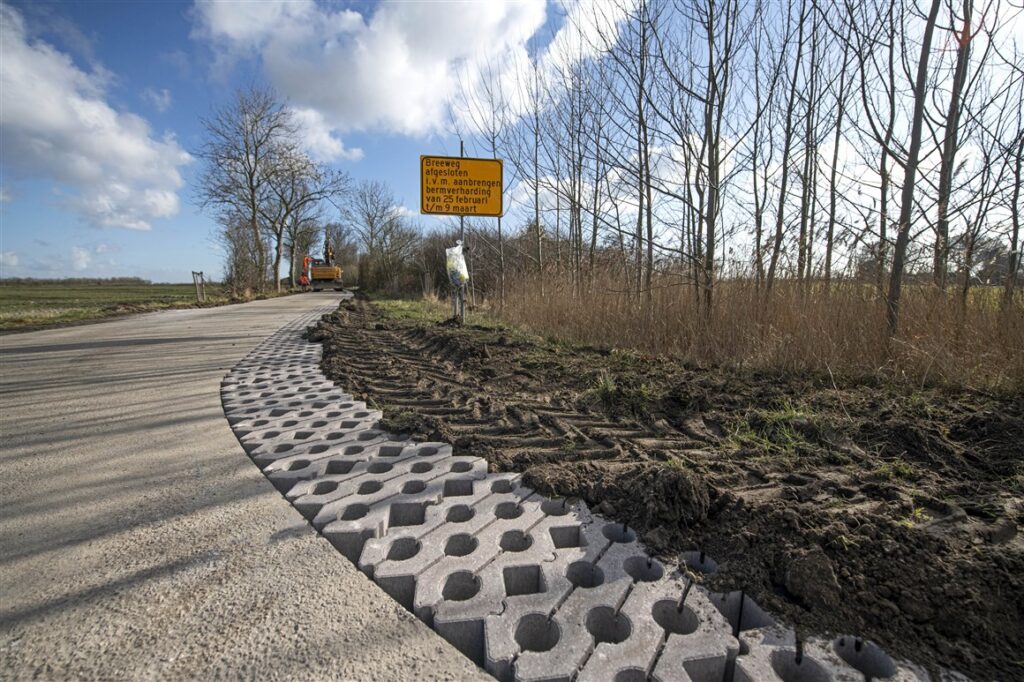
[0,293,488,681]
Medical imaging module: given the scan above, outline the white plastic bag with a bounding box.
[445,240,469,288]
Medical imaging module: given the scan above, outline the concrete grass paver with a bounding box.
[0,293,488,681]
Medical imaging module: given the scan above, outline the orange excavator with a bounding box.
[303,242,344,292]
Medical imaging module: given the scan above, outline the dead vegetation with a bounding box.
[498,272,1024,393]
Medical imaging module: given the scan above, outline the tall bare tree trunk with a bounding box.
[886,0,943,337]
[533,60,544,296]
[825,41,850,291]
[934,0,973,291]
[1004,134,1023,308]
[767,0,808,291]
[797,13,820,288]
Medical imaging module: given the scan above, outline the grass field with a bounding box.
[0,282,239,331]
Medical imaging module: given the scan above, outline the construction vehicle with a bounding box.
[304,242,344,292]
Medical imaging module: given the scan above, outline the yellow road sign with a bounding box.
[420,155,503,217]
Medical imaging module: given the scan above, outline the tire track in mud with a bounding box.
[315,297,711,489]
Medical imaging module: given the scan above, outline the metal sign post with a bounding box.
[191,271,206,303]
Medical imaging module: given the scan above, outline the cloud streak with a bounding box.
[143,87,172,112]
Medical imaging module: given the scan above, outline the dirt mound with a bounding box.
[311,298,1024,681]
[523,460,711,532]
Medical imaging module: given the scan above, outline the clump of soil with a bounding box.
[313,294,1023,681]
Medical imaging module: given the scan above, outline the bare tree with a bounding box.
[885,0,943,336]
[932,0,977,289]
[766,0,810,291]
[260,148,349,291]
[341,179,420,290]
[196,87,296,293]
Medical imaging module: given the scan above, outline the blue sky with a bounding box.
[0,1,568,282]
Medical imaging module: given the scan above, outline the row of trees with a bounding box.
[196,89,347,294]
[196,88,441,296]
[446,0,1022,335]
[194,0,1021,342]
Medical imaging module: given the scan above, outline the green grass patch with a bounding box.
[727,401,817,461]
[370,295,515,332]
[0,281,289,331]
[581,369,660,421]
[371,296,451,323]
[873,457,916,481]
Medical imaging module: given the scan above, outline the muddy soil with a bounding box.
[310,295,1023,681]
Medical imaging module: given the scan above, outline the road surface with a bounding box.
[0,293,487,681]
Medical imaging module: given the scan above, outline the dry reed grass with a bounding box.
[496,271,1024,392]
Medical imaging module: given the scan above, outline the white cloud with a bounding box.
[0,251,18,268]
[289,107,363,162]
[71,246,91,270]
[142,87,172,112]
[193,0,549,140]
[0,186,11,203]
[0,5,191,230]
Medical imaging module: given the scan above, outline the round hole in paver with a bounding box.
[514,614,560,653]
[566,562,604,589]
[447,505,474,523]
[368,462,393,474]
[833,637,897,680]
[312,481,339,495]
[495,502,523,519]
[282,420,298,427]
[450,461,473,473]
[386,537,420,561]
[613,670,647,682]
[252,420,268,427]
[286,459,310,471]
[586,606,631,645]
[490,479,515,493]
[417,446,439,456]
[309,444,329,454]
[274,443,295,454]
[353,412,370,418]
[411,462,434,474]
[769,650,830,682]
[444,534,478,557]
[358,481,383,495]
[344,445,365,455]
[540,499,570,516]
[402,480,427,495]
[624,556,663,582]
[602,523,636,544]
[340,504,369,520]
[357,431,379,442]
[652,600,700,635]
[500,530,533,552]
[441,571,480,601]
